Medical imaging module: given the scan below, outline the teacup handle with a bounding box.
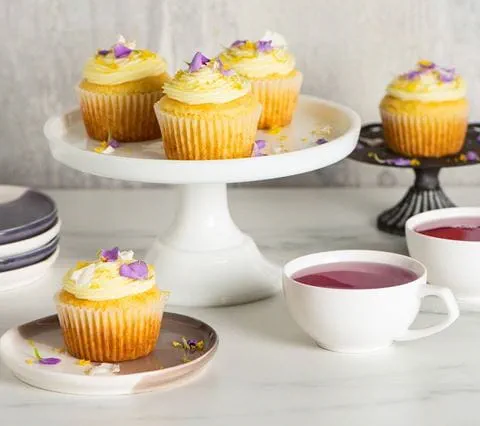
[395,285,460,341]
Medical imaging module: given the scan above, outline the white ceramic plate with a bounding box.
[44,95,361,184]
[0,313,218,395]
[0,220,61,257]
[0,247,59,291]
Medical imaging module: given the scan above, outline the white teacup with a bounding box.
[406,207,480,310]
[283,250,459,353]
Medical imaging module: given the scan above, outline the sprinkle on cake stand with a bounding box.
[350,123,480,236]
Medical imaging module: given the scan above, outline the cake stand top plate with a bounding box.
[350,123,480,169]
[44,95,361,184]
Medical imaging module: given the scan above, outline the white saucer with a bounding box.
[0,247,59,291]
[0,220,61,257]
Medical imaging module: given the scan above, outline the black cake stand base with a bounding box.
[377,168,455,235]
[350,123,480,236]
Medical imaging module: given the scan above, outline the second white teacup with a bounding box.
[283,250,459,353]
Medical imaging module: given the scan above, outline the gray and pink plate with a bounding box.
[0,312,218,395]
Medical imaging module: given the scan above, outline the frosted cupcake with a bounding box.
[79,36,170,142]
[219,31,303,129]
[380,60,468,158]
[155,52,261,160]
[56,248,168,362]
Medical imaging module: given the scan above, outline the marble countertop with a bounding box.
[1,187,479,426]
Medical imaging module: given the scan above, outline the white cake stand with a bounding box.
[44,95,361,307]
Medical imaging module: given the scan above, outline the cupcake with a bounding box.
[78,36,170,142]
[155,52,261,160]
[219,31,303,129]
[380,60,468,158]
[55,248,168,362]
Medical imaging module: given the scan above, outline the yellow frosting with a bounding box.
[63,251,155,301]
[163,61,251,105]
[386,60,466,102]
[83,38,167,86]
[220,32,296,79]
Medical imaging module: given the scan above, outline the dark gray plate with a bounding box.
[0,235,59,272]
[0,187,57,244]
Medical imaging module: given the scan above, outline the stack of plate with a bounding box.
[0,186,60,291]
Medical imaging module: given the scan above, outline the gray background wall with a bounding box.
[2,0,480,188]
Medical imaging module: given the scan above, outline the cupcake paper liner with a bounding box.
[56,292,167,362]
[155,103,262,160]
[380,96,468,158]
[78,88,164,142]
[380,109,468,158]
[251,72,303,129]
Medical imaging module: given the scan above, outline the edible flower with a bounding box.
[252,139,267,157]
[94,136,120,154]
[315,138,328,145]
[188,52,210,72]
[466,151,479,161]
[112,35,134,59]
[231,40,247,48]
[216,58,234,76]
[368,152,420,167]
[100,247,120,262]
[113,43,132,58]
[172,337,205,363]
[108,138,120,149]
[97,49,110,56]
[28,340,61,365]
[405,70,421,80]
[256,40,273,53]
[119,260,148,280]
[402,60,456,83]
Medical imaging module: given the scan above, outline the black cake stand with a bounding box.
[349,123,480,236]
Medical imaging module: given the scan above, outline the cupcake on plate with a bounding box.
[79,36,170,142]
[56,247,168,362]
[219,31,303,129]
[380,60,468,158]
[155,52,261,160]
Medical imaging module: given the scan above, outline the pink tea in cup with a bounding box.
[415,217,480,242]
[292,261,418,290]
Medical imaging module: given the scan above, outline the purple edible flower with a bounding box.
[405,70,420,80]
[231,40,247,48]
[113,43,132,59]
[439,67,455,74]
[39,357,62,365]
[188,52,210,73]
[100,247,120,262]
[466,151,479,161]
[315,138,328,145]
[119,261,148,280]
[385,158,412,166]
[97,49,110,56]
[108,138,120,149]
[187,339,198,348]
[439,72,455,83]
[29,340,62,366]
[256,40,273,53]
[217,59,234,76]
[253,139,267,157]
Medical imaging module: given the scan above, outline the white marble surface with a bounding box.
[3,0,480,188]
[1,187,480,425]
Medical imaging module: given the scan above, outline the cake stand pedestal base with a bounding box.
[377,168,455,236]
[146,184,281,307]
